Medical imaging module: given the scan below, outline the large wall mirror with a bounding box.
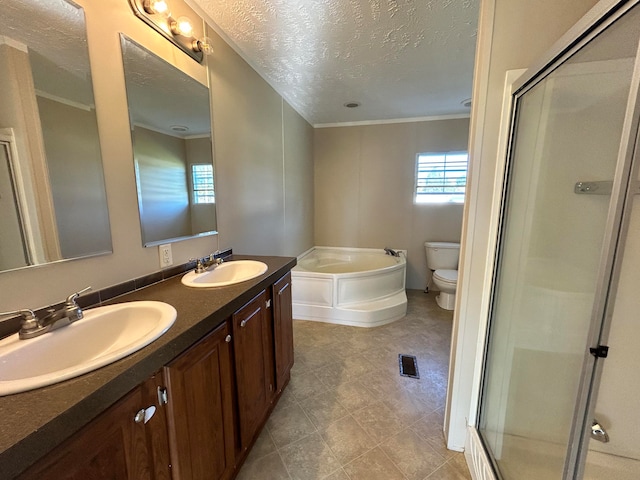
[0,0,112,273]
[120,35,217,247]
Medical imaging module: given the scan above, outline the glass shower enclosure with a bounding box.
[478,1,640,479]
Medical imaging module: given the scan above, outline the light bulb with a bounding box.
[171,16,193,37]
[193,37,214,55]
[143,0,169,15]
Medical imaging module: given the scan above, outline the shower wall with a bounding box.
[584,191,640,478]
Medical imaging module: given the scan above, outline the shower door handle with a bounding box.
[591,419,610,443]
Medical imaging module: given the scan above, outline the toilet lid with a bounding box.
[433,269,457,284]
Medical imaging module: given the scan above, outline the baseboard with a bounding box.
[465,427,497,480]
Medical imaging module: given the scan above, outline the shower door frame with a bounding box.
[476,0,640,479]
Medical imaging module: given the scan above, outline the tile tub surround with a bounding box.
[236,290,471,480]
[0,254,295,479]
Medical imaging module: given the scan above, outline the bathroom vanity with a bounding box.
[0,255,295,480]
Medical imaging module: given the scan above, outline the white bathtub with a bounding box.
[291,247,407,327]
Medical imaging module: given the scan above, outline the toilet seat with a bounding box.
[433,269,457,285]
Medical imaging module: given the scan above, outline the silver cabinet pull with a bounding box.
[225,334,231,343]
[157,387,168,406]
[134,406,157,424]
[134,409,145,423]
[240,318,249,328]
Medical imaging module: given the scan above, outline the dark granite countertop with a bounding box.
[0,254,296,479]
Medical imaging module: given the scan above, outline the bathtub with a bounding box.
[291,247,407,327]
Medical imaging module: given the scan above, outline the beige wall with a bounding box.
[0,0,313,311]
[207,22,315,258]
[314,118,469,290]
[446,0,600,450]
[283,102,315,256]
[209,24,282,256]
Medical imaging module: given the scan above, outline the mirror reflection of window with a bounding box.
[120,35,217,246]
[191,164,215,204]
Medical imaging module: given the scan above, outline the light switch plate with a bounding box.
[159,244,173,268]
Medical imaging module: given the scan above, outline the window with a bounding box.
[191,164,215,204]
[415,151,468,204]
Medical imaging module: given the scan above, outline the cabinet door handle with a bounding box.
[225,334,231,343]
[133,406,156,424]
[134,409,145,424]
[240,318,250,328]
[157,387,168,406]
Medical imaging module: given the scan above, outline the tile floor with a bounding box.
[237,290,472,480]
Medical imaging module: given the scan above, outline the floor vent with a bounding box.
[398,354,419,379]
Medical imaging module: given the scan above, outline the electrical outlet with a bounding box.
[159,244,173,268]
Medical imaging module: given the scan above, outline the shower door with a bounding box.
[582,153,640,479]
[478,2,640,479]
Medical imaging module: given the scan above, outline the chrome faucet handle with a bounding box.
[0,309,36,320]
[65,286,92,306]
[62,286,91,323]
[189,258,206,273]
[0,309,40,335]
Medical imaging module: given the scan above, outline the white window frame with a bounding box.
[414,151,468,204]
[191,163,215,204]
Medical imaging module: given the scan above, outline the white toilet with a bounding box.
[425,242,460,310]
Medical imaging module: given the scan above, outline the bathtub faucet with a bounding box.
[384,247,400,257]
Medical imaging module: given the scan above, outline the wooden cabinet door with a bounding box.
[232,290,273,451]
[163,321,235,480]
[273,272,294,392]
[19,375,171,480]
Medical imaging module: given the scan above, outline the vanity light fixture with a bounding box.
[171,16,193,37]
[143,0,169,15]
[128,0,211,63]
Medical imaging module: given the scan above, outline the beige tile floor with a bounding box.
[237,290,472,480]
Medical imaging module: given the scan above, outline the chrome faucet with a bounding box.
[0,309,40,339]
[192,252,224,273]
[384,247,400,257]
[0,286,91,340]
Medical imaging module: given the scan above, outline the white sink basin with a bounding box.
[181,260,268,288]
[0,301,176,396]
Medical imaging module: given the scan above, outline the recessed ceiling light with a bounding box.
[344,102,360,108]
[461,98,472,108]
[170,125,189,132]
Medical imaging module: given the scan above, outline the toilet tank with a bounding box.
[425,242,460,270]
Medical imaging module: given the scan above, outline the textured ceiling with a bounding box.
[1,0,94,106]
[191,0,478,125]
[121,37,212,138]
